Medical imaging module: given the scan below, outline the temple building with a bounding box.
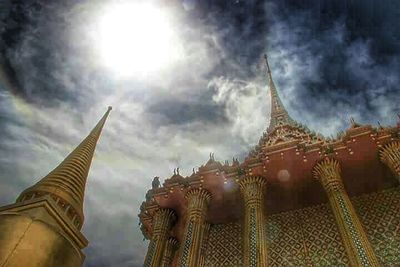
[139,55,400,267]
[0,107,111,267]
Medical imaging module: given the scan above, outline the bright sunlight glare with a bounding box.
[97,2,182,77]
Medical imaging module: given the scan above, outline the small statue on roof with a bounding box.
[350,117,360,128]
[152,176,160,189]
[209,152,215,161]
[145,191,151,201]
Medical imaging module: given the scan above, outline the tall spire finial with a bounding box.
[17,107,112,229]
[264,54,271,73]
[397,114,400,128]
[264,54,273,82]
[263,53,294,132]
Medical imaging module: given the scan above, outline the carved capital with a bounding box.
[238,176,266,207]
[144,209,176,267]
[152,208,176,238]
[313,158,344,193]
[380,140,400,178]
[185,189,212,221]
[178,189,211,266]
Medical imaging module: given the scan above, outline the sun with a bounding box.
[97,2,182,77]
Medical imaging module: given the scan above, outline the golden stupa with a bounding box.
[0,107,111,267]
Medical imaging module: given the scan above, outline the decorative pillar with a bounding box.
[238,176,268,267]
[178,188,211,267]
[380,141,400,180]
[198,222,211,267]
[143,209,176,267]
[313,158,379,267]
[161,237,179,267]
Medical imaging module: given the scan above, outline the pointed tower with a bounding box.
[248,54,323,156]
[264,54,296,132]
[0,107,111,267]
[17,106,112,229]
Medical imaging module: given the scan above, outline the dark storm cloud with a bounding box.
[0,0,399,267]
[192,0,266,78]
[264,0,400,134]
[0,1,64,101]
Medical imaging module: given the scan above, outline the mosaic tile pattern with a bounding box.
[204,222,243,266]
[354,187,400,266]
[298,204,349,266]
[203,188,399,266]
[266,210,309,266]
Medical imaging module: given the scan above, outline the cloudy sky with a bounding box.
[0,0,399,266]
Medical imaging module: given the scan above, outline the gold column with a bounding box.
[198,222,211,267]
[178,189,211,267]
[313,158,379,266]
[143,209,176,267]
[380,140,400,180]
[238,176,268,267]
[161,237,178,267]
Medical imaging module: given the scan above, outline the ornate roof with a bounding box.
[138,54,400,240]
[248,55,325,158]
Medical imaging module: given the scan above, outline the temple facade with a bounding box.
[0,107,111,267]
[139,56,400,267]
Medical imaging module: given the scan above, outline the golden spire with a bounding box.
[264,54,295,132]
[17,106,112,229]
